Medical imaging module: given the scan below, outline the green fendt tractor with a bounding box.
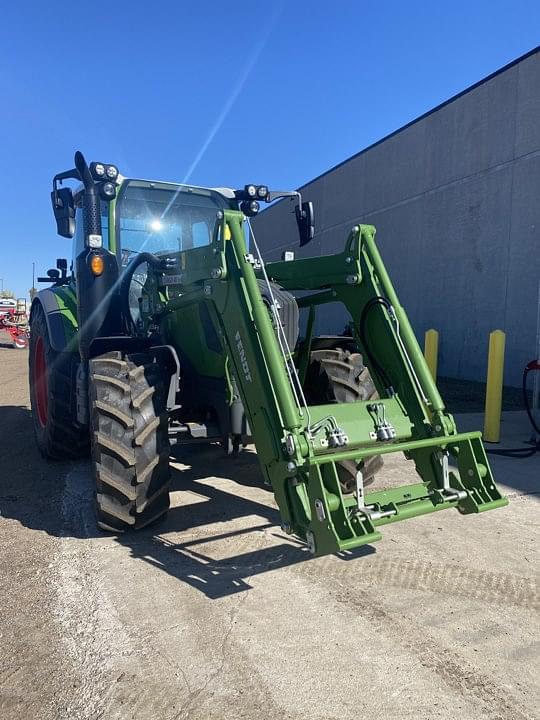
[29,151,507,556]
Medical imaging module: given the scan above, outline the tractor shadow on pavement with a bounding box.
[114,445,375,599]
[3,403,537,600]
[0,406,373,598]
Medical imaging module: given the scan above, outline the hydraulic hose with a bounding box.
[485,361,540,457]
[522,360,540,435]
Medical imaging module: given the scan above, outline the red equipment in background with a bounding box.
[0,299,29,349]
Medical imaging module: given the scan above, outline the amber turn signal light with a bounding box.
[89,254,104,276]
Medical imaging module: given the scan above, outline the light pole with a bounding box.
[0,278,3,293]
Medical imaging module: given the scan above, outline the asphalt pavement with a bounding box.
[0,344,538,720]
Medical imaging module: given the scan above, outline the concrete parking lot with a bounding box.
[0,344,538,720]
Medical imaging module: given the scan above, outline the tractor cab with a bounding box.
[70,179,234,268]
[113,180,236,263]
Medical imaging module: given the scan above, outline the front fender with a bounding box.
[31,285,79,353]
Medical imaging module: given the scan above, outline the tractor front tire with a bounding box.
[29,304,89,459]
[89,351,171,532]
[304,348,383,491]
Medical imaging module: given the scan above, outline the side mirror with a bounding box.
[295,201,314,247]
[37,268,61,283]
[51,187,75,238]
[56,258,68,282]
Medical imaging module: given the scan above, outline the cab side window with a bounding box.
[192,220,211,248]
[72,207,85,263]
[70,207,85,276]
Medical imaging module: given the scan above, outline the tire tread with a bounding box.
[305,347,382,490]
[89,351,170,532]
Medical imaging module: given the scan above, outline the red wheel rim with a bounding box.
[33,336,48,427]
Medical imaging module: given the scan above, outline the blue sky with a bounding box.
[1,1,539,299]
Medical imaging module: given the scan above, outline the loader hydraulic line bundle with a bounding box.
[29,151,507,557]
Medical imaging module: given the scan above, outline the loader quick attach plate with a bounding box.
[298,431,507,557]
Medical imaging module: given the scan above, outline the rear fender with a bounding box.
[31,286,79,353]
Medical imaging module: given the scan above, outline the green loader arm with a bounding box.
[164,210,507,556]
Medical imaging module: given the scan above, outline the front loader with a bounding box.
[29,151,507,556]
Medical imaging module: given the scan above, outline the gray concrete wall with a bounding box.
[252,49,540,386]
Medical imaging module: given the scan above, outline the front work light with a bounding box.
[99,181,116,201]
[235,184,271,208]
[240,199,260,216]
[89,254,104,276]
[90,162,120,182]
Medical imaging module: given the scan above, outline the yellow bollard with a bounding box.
[483,330,506,442]
[424,329,439,381]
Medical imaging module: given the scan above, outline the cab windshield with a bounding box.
[116,180,233,265]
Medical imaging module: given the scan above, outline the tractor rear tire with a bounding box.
[304,348,383,491]
[29,304,89,459]
[89,351,171,532]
